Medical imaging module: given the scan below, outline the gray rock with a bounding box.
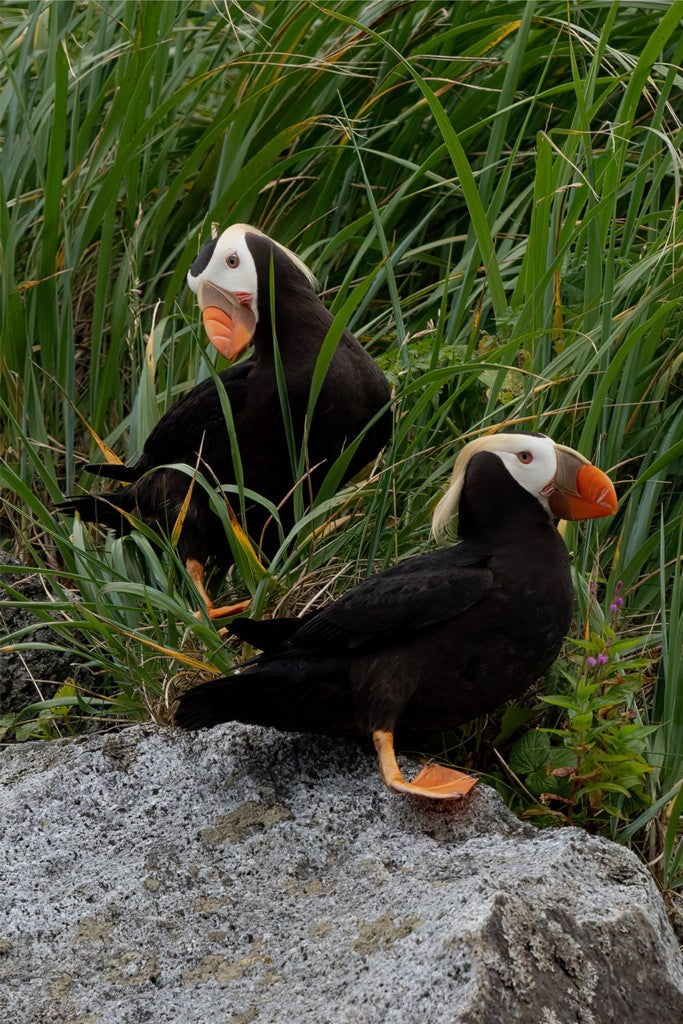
[1,723,681,1024]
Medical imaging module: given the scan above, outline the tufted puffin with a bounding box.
[173,433,617,799]
[57,225,391,618]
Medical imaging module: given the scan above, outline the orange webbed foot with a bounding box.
[193,599,252,622]
[373,730,477,801]
[186,558,251,622]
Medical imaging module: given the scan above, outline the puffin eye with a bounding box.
[226,253,240,269]
[516,451,533,464]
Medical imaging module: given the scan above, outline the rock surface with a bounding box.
[1,723,681,1024]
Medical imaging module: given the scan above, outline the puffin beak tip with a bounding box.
[579,465,618,518]
[595,485,618,514]
[548,462,617,521]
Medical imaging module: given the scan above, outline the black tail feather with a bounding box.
[229,615,305,653]
[174,677,237,730]
[84,462,140,483]
[173,659,354,736]
[53,492,133,532]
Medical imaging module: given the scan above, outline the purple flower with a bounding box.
[610,603,618,614]
[589,580,596,597]
[615,580,623,594]
[587,656,598,668]
[597,653,609,666]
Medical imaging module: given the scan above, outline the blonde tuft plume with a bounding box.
[431,433,543,544]
[431,452,467,545]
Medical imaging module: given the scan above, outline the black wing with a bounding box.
[142,363,253,464]
[85,362,254,481]
[235,542,493,657]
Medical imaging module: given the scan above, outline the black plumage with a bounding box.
[173,434,617,798]
[57,226,391,612]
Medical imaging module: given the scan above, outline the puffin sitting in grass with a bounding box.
[57,225,391,618]
[173,432,617,799]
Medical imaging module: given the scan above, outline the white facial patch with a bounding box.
[187,224,260,320]
[432,433,559,542]
[494,436,557,513]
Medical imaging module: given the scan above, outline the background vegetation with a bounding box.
[1,1,681,914]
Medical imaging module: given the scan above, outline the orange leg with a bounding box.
[373,730,477,800]
[186,558,251,621]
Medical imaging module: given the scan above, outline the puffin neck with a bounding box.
[457,451,552,541]
[251,294,333,366]
[246,232,329,364]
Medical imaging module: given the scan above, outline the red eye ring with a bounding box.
[516,451,533,464]
[226,253,240,269]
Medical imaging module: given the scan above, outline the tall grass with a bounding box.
[1,1,681,900]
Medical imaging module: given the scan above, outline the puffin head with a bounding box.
[432,433,617,542]
[187,224,317,360]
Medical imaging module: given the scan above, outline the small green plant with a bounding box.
[509,580,657,829]
[0,681,113,743]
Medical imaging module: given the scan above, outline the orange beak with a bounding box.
[545,447,617,521]
[197,280,256,360]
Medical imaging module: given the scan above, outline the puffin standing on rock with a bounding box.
[174,433,617,799]
[57,225,391,618]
